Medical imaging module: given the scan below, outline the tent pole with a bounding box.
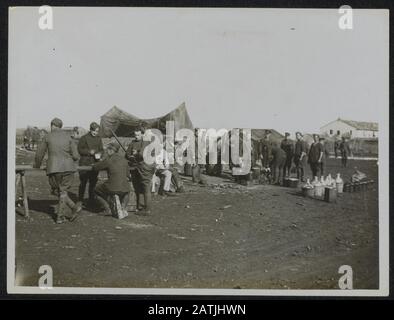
[109,128,127,153]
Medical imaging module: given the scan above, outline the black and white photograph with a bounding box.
[7,6,389,296]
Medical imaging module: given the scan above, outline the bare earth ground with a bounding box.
[15,150,379,289]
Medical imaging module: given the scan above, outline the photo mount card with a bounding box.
[7,6,389,297]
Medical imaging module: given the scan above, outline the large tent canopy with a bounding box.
[251,129,284,144]
[100,102,194,138]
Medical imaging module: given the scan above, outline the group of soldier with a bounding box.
[23,126,45,151]
[34,118,186,224]
[32,118,353,224]
[256,130,352,185]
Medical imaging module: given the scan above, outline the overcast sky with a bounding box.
[9,7,389,135]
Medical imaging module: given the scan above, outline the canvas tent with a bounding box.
[100,102,194,138]
[251,129,284,145]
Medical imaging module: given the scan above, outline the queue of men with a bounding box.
[256,130,352,185]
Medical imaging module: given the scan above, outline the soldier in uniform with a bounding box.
[308,134,324,178]
[339,136,352,168]
[293,132,308,182]
[280,132,294,177]
[259,130,272,168]
[77,122,103,207]
[125,126,155,215]
[34,118,81,224]
[269,143,287,185]
[92,142,131,215]
[334,139,340,159]
[319,137,330,176]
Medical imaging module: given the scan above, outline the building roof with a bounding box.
[338,119,378,131]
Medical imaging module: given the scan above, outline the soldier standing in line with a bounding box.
[34,118,82,224]
[308,134,324,178]
[259,130,272,168]
[269,143,287,185]
[339,136,352,168]
[280,132,294,177]
[334,139,340,159]
[319,137,330,176]
[293,132,308,182]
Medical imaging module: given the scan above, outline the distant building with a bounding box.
[320,118,378,139]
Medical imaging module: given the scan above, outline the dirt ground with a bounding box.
[14,151,379,290]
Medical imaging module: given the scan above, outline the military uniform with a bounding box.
[334,140,340,158]
[293,139,308,181]
[34,129,80,221]
[77,133,104,202]
[319,140,330,175]
[259,139,272,168]
[308,142,324,178]
[280,138,294,177]
[269,145,287,184]
[339,140,351,167]
[92,152,131,212]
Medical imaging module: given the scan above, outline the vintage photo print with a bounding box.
[7,7,389,296]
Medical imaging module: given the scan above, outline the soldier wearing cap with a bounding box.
[269,142,287,185]
[280,132,294,177]
[92,141,131,215]
[319,137,330,175]
[259,129,272,168]
[34,117,81,223]
[339,136,352,168]
[77,122,104,206]
[308,134,324,178]
[293,132,308,182]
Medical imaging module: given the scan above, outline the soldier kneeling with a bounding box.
[92,142,130,217]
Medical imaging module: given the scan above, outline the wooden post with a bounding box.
[20,171,29,218]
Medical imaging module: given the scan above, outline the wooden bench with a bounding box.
[15,165,92,218]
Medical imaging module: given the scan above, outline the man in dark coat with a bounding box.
[339,136,352,167]
[77,122,103,206]
[334,139,340,159]
[259,130,272,168]
[280,132,294,177]
[34,118,81,223]
[125,126,155,215]
[293,132,308,182]
[308,134,324,178]
[319,137,330,175]
[92,142,130,216]
[269,143,287,185]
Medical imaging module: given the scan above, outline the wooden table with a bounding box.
[15,165,92,218]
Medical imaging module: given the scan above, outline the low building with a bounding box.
[320,118,378,139]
